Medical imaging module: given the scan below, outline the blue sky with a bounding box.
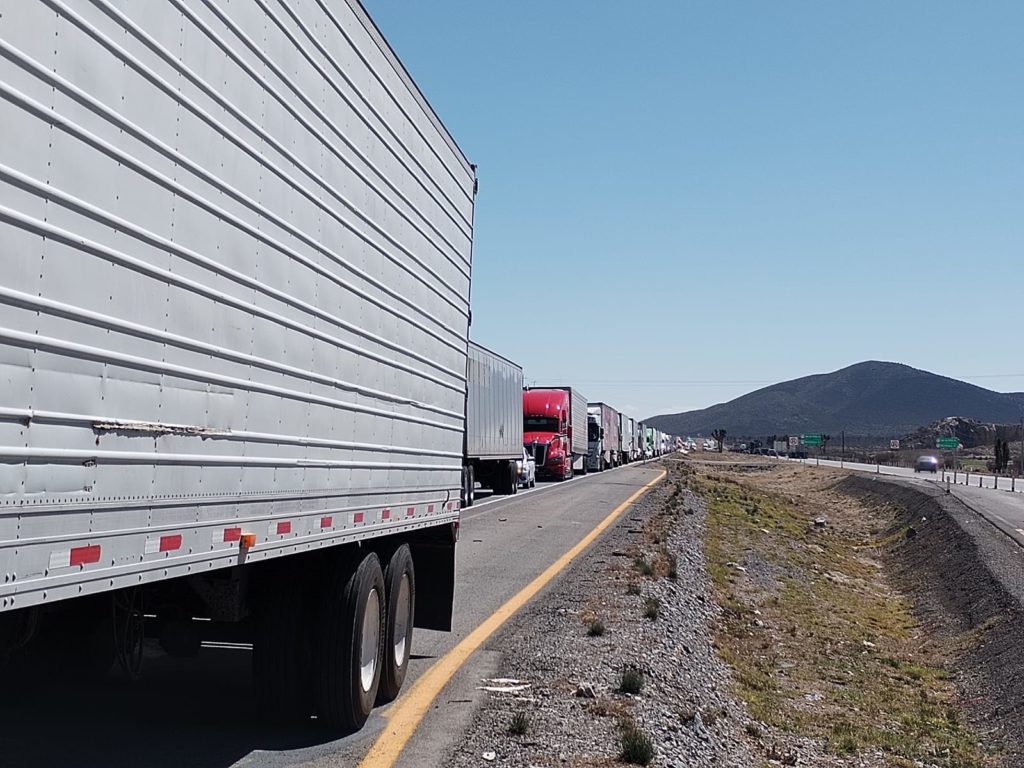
[366,1,1024,419]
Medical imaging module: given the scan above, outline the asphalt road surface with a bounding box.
[791,456,1024,547]
[792,456,1024,493]
[0,462,664,768]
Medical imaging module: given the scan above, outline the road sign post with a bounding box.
[936,437,959,482]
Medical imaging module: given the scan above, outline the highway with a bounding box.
[0,462,664,768]
[791,456,1024,494]
[789,456,1024,547]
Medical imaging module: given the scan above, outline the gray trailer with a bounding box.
[0,0,475,733]
[620,415,636,463]
[566,388,590,473]
[586,402,620,471]
[463,342,524,506]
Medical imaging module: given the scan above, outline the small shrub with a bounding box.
[643,597,660,620]
[587,619,606,637]
[667,553,678,580]
[509,710,529,736]
[619,666,644,694]
[625,582,642,596]
[634,556,653,576]
[745,722,762,739]
[618,719,655,765]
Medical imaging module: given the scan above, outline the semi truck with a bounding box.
[620,414,636,464]
[0,0,475,733]
[586,402,620,471]
[463,342,524,507]
[523,387,588,480]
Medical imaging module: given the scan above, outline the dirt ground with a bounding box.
[684,458,1004,767]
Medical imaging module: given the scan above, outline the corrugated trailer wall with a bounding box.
[569,388,588,456]
[0,0,475,611]
[465,342,523,460]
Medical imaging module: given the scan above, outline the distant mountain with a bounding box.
[646,361,1024,439]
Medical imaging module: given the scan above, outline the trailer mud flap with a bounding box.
[409,524,457,632]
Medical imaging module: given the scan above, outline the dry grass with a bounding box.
[689,463,995,766]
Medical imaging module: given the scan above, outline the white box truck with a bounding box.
[0,0,475,732]
[463,342,524,507]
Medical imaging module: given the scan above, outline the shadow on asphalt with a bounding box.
[0,644,339,768]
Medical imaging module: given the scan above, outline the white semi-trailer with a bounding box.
[620,414,636,464]
[586,402,620,471]
[462,342,524,507]
[0,0,475,732]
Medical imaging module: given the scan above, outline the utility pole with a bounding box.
[841,430,845,468]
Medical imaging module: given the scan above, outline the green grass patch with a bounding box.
[508,710,530,736]
[618,718,655,765]
[619,666,645,695]
[643,597,660,621]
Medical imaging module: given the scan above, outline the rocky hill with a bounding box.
[647,361,1024,439]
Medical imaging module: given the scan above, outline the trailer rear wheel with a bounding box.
[314,552,386,732]
[376,545,415,704]
[467,465,477,507]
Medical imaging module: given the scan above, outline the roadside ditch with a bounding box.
[444,459,1017,767]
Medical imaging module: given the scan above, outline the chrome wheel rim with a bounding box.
[393,573,411,667]
[360,587,381,693]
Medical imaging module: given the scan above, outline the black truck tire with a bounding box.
[314,552,386,732]
[376,545,415,704]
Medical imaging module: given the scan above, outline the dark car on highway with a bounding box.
[914,455,939,473]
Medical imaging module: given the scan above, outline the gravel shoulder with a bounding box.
[445,461,764,767]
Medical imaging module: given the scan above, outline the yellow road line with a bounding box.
[359,467,668,768]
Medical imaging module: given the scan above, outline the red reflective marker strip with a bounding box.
[427,504,434,514]
[276,521,291,535]
[406,506,415,517]
[353,512,364,524]
[223,527,242,543]
[381,508,391,520]
[159,534,182,552]
[69,544,101,567]
[320,516,333,529]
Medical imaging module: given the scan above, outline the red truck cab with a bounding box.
[523,389,573,480]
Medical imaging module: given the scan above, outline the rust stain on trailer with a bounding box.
[92,420,229,438]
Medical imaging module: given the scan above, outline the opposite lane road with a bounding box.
[792,456,1024,494]
[790,456,1024,548]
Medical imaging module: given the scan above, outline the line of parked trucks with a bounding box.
[462,351,675,507]
[0,0,674,740]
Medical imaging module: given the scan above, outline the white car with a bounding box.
[517,448,537,488]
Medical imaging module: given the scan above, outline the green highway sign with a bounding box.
[801,433,823,446]
[936,437,959,450]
